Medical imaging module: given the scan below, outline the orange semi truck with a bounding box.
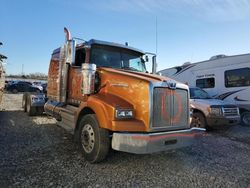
[43,28,204,163]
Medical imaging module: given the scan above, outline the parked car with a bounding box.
[6,80,18,86]
[33,84,43,91]
[6,82,41,93]
[189,87,240,129]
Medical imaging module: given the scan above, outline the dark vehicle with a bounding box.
[22,82,47,116]
[22,92,46,116]
[6,82,41,93]
[41,83,47,93]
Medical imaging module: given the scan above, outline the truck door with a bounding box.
[67,47,86,104]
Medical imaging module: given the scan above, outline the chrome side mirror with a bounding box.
[65,40,76,65]
[64,27,76,65]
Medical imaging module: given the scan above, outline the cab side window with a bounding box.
[75,48,86,67]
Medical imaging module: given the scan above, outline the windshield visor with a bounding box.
[91,45,146,72]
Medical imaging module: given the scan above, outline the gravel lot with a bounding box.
[0,93,250,187]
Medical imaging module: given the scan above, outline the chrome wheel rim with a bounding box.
[81,124,95,153]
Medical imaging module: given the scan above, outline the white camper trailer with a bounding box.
[159,53,250,126]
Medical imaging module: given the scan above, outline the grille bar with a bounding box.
[152,87,188,129]
[223,107,239,116]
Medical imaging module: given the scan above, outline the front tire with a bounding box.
[78,114,110,163]
[191,112,208,129]
[241,111,250,126]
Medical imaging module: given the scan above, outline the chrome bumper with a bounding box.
[206,115,240,126]
[112,127,205,154]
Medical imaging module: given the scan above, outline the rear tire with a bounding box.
[37,107,44,115]
[26,97,36,116]
[241,111,250,126]
[22,94,27,112]
[78,114,110,163]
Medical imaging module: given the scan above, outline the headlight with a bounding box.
[115,109,134,119]
[209,107,222,116]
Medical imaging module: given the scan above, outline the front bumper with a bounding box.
[206,116,240,126]
[111,127,205,154]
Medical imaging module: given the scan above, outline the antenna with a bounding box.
[155,16,158,56]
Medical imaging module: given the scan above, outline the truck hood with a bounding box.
[99,67,183,84]
[97,67,189,132]
[190,99,235,107]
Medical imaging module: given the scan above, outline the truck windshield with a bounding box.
[91,45,146,72]
[190,87,212,99]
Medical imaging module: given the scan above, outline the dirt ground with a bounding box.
[0,93,250,187]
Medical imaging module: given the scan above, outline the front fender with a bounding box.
[77,93,134,130]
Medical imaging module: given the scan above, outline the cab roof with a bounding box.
[53,39,144,55]
[85,39,144,54]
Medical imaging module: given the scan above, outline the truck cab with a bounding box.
[44,28,204,163]
[190,87,240,129]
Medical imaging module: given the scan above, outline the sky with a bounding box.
[1,0,250,75]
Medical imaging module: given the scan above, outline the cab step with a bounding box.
[57,105,78,134]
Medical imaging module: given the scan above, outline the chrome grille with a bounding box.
[223,107,239,116]
[152,87,189,129]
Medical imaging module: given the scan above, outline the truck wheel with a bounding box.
[37,107,44,115]
[26,98,36,116]
[241,112,250,126]
[22,94,27,112]
[191,112,207,129]
[78,114,110,163]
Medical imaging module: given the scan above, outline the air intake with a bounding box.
[210,54,227,60]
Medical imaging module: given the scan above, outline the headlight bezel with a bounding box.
[208,106,222,116]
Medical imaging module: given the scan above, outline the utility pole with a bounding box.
[21,64,24,75]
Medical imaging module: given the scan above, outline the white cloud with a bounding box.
[92,0,250,22]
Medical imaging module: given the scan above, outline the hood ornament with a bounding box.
[167,80,176,90]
